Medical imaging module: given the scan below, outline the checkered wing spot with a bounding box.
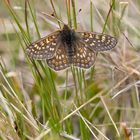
[77,32,117,52]
[47,43,70,71]
[26,31,60,60]
[73,42,97,69]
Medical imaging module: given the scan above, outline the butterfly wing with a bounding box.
[26,31,60,60]
[73,42,97,69]
[47,43,70,71]
[77,32,117,52]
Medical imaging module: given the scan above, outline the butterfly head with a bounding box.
[62,24,71,31]
[60,24,77,44]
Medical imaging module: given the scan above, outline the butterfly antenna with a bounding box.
[70,8,82,29]
[76,8,82,16]
[40,12,65,27]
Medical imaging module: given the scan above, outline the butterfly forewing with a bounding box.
[78,32,117,52]
[73,42,97,69]
[47,43,70,71]
[26,31,60,60]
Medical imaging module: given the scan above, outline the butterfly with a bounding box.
[26,24,117,71]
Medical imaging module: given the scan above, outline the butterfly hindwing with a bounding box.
[73,42,97,69]
[47,43,70,71]
[26,31,60,60]
[77,32,117,52]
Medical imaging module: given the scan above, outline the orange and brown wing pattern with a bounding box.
[47,44,70,71]
[77,32,117,52]
[26,31,60,60]
[73,42,97,69]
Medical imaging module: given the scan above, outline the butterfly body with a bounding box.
[59,25,78,63]
[26,24,117,71]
